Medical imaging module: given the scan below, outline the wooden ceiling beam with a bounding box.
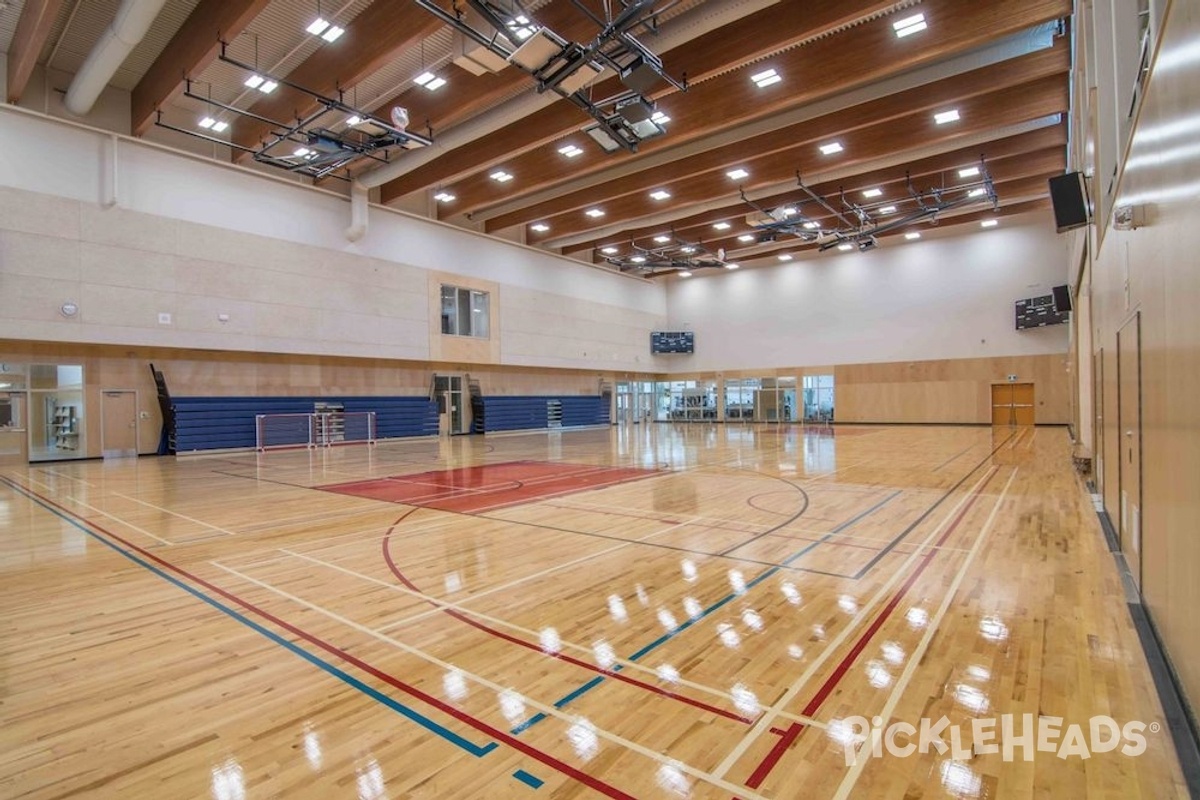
[228,0,443,158]
[130,0,271,136]
[6,0,64,104]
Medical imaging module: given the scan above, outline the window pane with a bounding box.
[440,286,456,334]
[456,289,471,336]
[470,291,490,338]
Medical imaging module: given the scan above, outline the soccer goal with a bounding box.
[255,412,376,450]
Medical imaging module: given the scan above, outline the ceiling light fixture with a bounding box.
[893,13,927,38]
[905,232,921,240]
[649,189,671,200]
[737,234,755,242]
[878,205,897,214]
[414,71,446,91]
[981,219,999,228]
[211,121,228,132]
[530,223,550,232]
[680,246,696,254]
[585,208,605,218]
[433,191,456,202]
[819,142,844,155]
[713,222,731,231]
[778,254,793,261]
[489,170,514,182]
[678,271,692,278]
[650,111,671,125]
[601,246,618,254]
[863,188,883,198]
[321,25,344,42]
[198,116,216,129]
[306,18,331,35]
[750,68,781,88]
[725,263,740,270]
[968,187,987,197]
[958,166,980,178]
[653,235,671,243]
[837,243,854,251]
[934,109,961,124]
[630,255,646,263]
[727,168,750,181]
[802,221,820,230]
[558,144,584,158]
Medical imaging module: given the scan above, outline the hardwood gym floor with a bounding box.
[0,424,1188,798]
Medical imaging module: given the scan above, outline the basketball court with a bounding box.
[0,424,1187,797]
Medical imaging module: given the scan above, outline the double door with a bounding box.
[991,383,1035,426]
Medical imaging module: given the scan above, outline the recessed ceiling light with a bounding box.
[346,115,362,126]
[738,234,755,243]
[878,205,897,214]
[306,18,331,36]
[557,144,584,158]
[750,68,782,88]
[863,188,883,198]
[198,116,216,129]
[780,206,797,216]
[489,170,514,182]
[259,80,278,94]
[424,76,446,91]
[414,72,445,91]
[653,235,671,243]
[893,13,927,38]
[981,219,999,228]
[321,25,344,43]
[726,168,750,181]
[680,246,696,254]
[243,74,265,89]
[837,243,854,251]
[968,187,986,197]
[531,223,550,232]
[819,142,844,155]
[905,232,921,240]
[294,147,311,157]
[778,254,793,261]
[725,263,740,270]
[630,255,646,263]
[585,208,605,218]
[211,121,228,133]
[713,222,731,230]
[649,189,671,201]
[958,166,980,178]
[434,191,456,202]
[650,111,670,124]
[802,221,820,230]
[601,246,618,254]
[678,270,692,278]
[934,109,960,125]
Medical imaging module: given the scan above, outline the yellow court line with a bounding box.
[210,561,773,800]
[712,465,1001,780]
[831,468,1018,799]
[267,546,828,732]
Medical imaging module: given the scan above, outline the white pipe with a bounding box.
[65,0,170,116]
[345,183,368,241]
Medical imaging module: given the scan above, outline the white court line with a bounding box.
[211,561,773,800]
[831,468,1018,800]
[267,546,827,732]
[14,475,174,546]
[712,466,1001,779]
[111,492,237,536]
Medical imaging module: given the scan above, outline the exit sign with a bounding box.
[1007,374,1018,382]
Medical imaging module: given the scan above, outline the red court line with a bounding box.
[742,467,1000,790]
[9,479,637,800]
[379,518,753,725]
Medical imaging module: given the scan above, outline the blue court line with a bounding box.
[514,769,544,789]
[2,478,497,759]
[509,489,901,735]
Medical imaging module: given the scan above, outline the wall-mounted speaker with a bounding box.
[1052,284,1073,313]
[1048,172,1090,233]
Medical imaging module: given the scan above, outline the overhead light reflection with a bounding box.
[728,569,747,594]
[539,627,561,653]
[684,596,703,618]
[593,640,616,670]
[607,594,628,622]
[656,663,681,683]
[303,723,322,770]
[907,607,929,629]
[443,668,468,701]
[657,607,679,631]
[940,760,983,797]
[211,758,246,800]
[881,641,905,665]
[731,682,759,715]
[355,758,386,800]
[979,616,1009,642]
[499,689,526,723]
[681,559,698,581]
[567,718,599,760]
[656,761,691,796]
[866,659,892,689]
[741,609,764,631]
[717,622,741,649]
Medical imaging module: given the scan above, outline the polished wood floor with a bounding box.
[0,424,1188,798]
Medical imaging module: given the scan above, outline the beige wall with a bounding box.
[1078,1,1200,715]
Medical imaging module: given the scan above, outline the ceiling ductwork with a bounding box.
[65,0,170,117]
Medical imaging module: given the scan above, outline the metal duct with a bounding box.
[65,0,170,116]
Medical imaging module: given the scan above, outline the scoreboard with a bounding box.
[651,331,694,354]
[1015,294,1069,330]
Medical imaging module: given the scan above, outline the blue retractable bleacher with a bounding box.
[473,395,608,433]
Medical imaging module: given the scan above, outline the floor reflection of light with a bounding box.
[566,718,599,761]
[681,559,698,582]
[356,758,386,800]
[499,689,526,724]
[953,683,990,715]
[683,596,703,618]
[866,659,892,689]
[787,644,804,659]
[593,640,616,670]
[966,664,991,682]
[731,683,759,715]
[657,607,679,631]
[303,724,322,770]
[717,622,742,649]
[979,616,1009,642]
[728,569,747,594]
[741,609,764,631]
[827,718,863,747]
[781,581,802,606]
[539,627,562,653]
[881,641,905,665]
[657,663,681,683]
[607,594,628,622]
[636,584,649,605]
[211,758,246,800]
[656,761,691,796]
[939,760,983,798]
[812,624,826,640]
[838,595,858,614]
[443,669,468,701]
[906,607,929,629]
[443,571,462,593]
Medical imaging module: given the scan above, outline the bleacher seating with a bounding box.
[473,395,608,433]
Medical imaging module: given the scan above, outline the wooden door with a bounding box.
[101,391,138,457]
[991,384,1013,425]
[1117,314,1142,587]
[1011,382,1035,425]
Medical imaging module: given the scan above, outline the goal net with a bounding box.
[256,412,376,450]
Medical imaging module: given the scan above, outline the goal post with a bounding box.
[255,411,376,450]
